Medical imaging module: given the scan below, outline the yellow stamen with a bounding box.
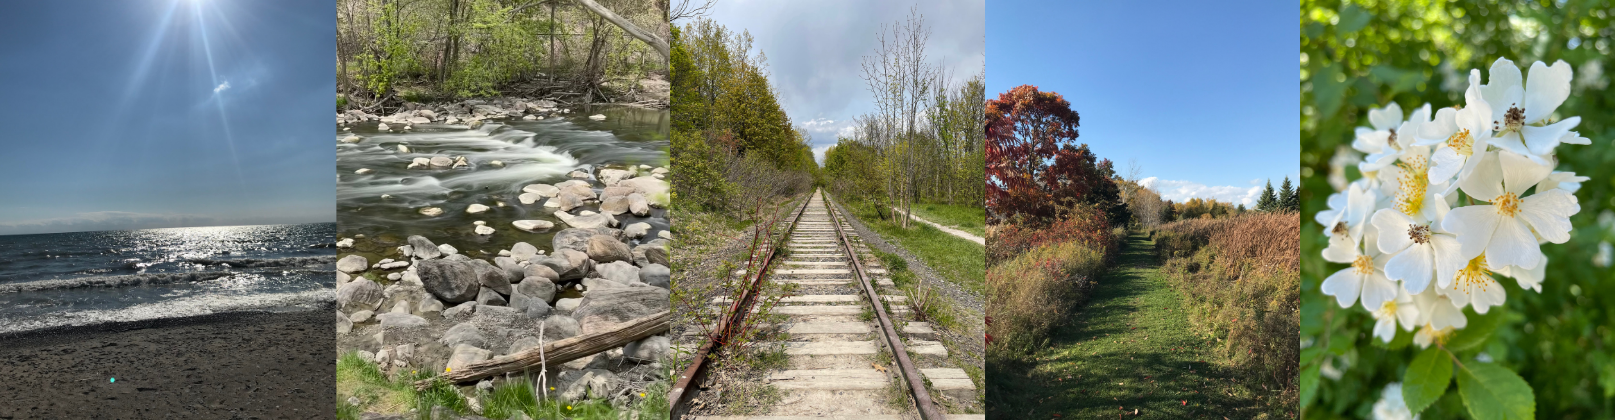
[1453,255,1492,294]
[1447,128,1474,157]
[1352,255,1374,275]
[1495,192,1521,217]
[1375,299,1399,320]
[1395,160,1428,215]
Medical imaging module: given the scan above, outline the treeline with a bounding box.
[668,19,816,214]
[821,8,986,223]
[336,0,667,107]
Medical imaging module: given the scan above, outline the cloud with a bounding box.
[812,144,832,165]
[1139,177,1264,208]
[213,81,230,93]
[0,211,222,236]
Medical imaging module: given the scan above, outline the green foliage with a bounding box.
[1403,346,1452,415]
[1278,177,1298,212]
[1301,1,1615,417]
[1457,361,1536,420]
[1256,180,1277,212]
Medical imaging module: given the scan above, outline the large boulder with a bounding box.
[535,249,592,281]
[594,261,641,285]
[619,177,669,206]
[337,255,369,274]
[415,259,480,303]
[336,311,353,335]
[493,257,524,281]
[522,264,560,282]
[476,287,507,306]
[510,242,540,261]
[623,222,651,239]
[407,236,442,259]
[558,182,596,200]
[586,235,632,264]
[509,290,553,319]
[554,210,616,229]
[544,316,580,341]
[552,227,621,254]
[627,193,651,217]
[469,259,512,295]
[598,168,633,186]
[639,264,670,289]
[514,277,557,303]
[440,322,487,348]
[573,287,669,335]
[623,336,670,361]
[337,278,383,312]
[377,312,429,330]
[598,196,630,215]
[446,344,491,372]
[544,193,584,212]
[522,183,560,197]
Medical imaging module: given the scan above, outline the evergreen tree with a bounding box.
[1161,199,1176,222]
[1257,180,1277,212]
[1279,177,1299,212]
[1237,203,1247,214]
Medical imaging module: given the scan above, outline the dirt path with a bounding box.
[891,207,985,245]
[989,232,1264,418]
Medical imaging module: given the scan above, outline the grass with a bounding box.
[985,239,1110,354]
[988,233,1287,418]
[907,202,987,238]
[847,202,985,297]
[337,350,667,420]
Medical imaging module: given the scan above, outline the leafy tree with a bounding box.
[1161,199,1176,222]
[986,85,1123,225]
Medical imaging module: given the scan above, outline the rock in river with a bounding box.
[337,278,383,312]
[408,235,442,259]
[415,259,480,303]
[586,235,632,263]
[512,220,554,232]
[337,255,369,274]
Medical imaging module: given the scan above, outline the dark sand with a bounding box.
[0,310,335,419]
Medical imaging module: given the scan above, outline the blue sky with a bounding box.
[988,0,1299,207]
[0,0,334,235]
[705,0,986,163]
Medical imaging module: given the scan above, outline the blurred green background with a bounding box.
[1300,0,1615,418]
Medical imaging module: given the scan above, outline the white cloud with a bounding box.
[0,211,221,236]
[213,81,230,93]
[1139,177,1264,208]
[812,144,832,165]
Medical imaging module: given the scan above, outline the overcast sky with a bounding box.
[989,0,1299,208]
[706,0,986,164]
[0,0,335,235]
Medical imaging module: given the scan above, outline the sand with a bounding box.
[0,310,335,419]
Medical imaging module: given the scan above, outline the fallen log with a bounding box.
[415,310,670,389]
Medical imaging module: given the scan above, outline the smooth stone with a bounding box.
[466,204,490,214]
[340,135,361,144]
[437,243,458,255]
[417,296,445,315]
[518,192,543,205]
[474,225,495,235]
[573,287,669,335]
[336,311,352,334]
[419,207,444,217]
[408,236,441,259]
[443,301,477,319]
[429,156,453,167]
[522,184,559,197]
[586,235,632,263]
[554,297,583,313]
[623,336,670,361]
[336,238,354,248]
[415,259,480,303]
[349,310,374,323]
[476,287,507,306]
[594,261,641,285]
[512,220,554,232]
[568,170,590,179]
[446,344,491,372]
[337,255,369,274]
[623,223,651,239]
[552,227,621,254]
[640,264,670,289]
[544,316,580,341]
[554,211,616,229]
[469,259,512,295]
[441,322,487,348]
[598,196,630,215]
[507,337,542,355]
[627,193,650,216]
[598,169,633,186]
[377,312,428,330]
[588,114,606,121]
[511,242,540,261]
[521,265,560,283]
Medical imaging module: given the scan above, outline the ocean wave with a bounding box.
[183,255,337,268]
[0,272,238,293]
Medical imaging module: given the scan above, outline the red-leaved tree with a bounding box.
[986,84,1122,224]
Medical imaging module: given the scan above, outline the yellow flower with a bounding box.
[566,405,572,410]
[639,393,645,397]
[445,367,452,372]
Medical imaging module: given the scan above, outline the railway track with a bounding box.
[672,190,980,420]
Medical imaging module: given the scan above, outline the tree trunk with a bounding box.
[416,310,670,388]
[573,0,669,63]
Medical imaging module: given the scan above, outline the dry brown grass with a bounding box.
[1155,212,1300,397]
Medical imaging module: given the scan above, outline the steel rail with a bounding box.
[668,194,811,419]
[823,191,946,420]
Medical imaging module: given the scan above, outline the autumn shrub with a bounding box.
[1156,212,1300,397]
[986,204,1112,267]
[985,240,1108,356]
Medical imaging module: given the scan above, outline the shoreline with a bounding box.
[0,308,336,419]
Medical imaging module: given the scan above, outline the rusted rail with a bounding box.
[668,194,811,419]
[824,193,947,420]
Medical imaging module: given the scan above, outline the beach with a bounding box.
[0,309,334,419]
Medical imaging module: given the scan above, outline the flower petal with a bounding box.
[1467,277,1507,314]
[1482,58,1522,116]
[1520,116,1580,157]
[1387,243,1434,294]
[1442,205,1501,260]
[1428,147,1465,185]
[1371,209,1416,255]
[1368,102,1404,131]
[1429,234,1465,290]
[1321,268,1364,308]
[1373,317,1397,343]
[1416,107,1460,146]
[1360,272,1400,311]
[1487,219,1541,270]
[1518,189,1579,244]
[1498,150,1554,195]
[1523,60,1573,123]
[1458,151,1505,201]
[1322,233,1359,264]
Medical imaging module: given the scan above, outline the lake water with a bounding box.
[335,105,670,262]
[0,223,336,334]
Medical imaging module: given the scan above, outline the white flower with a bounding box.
[1534,170,1590,193]
[1371,288,1420,343]
[1376,146,1449,222]
[1416,71,1492,190]
[1440,253,1507,314]
[1411,288,1466,349]
[1355,103,1419,172]
[1494,252,1547,293]
[1320,182,1378,261]
[1371,208,1463,294]
[1444,150,1579,270]
[1321,226,1400,310]
[1372,382,1420,420]
[1478,58,1580,163]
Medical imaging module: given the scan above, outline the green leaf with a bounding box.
[1304,22,1325,39]
[1313,64,1348,119]
[1457,362,1535,420]
[1369,65,1426,95]
[1337,4,1371,34]
[1387,324,1415,350]
[1447,307,1503,352]
[1301,362,1321,409]
[1301,346,1324,365]
[1403,346,1453,415]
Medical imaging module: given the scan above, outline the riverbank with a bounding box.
[0,309,334,419]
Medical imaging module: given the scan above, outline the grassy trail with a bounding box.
[992,232,1264,418]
